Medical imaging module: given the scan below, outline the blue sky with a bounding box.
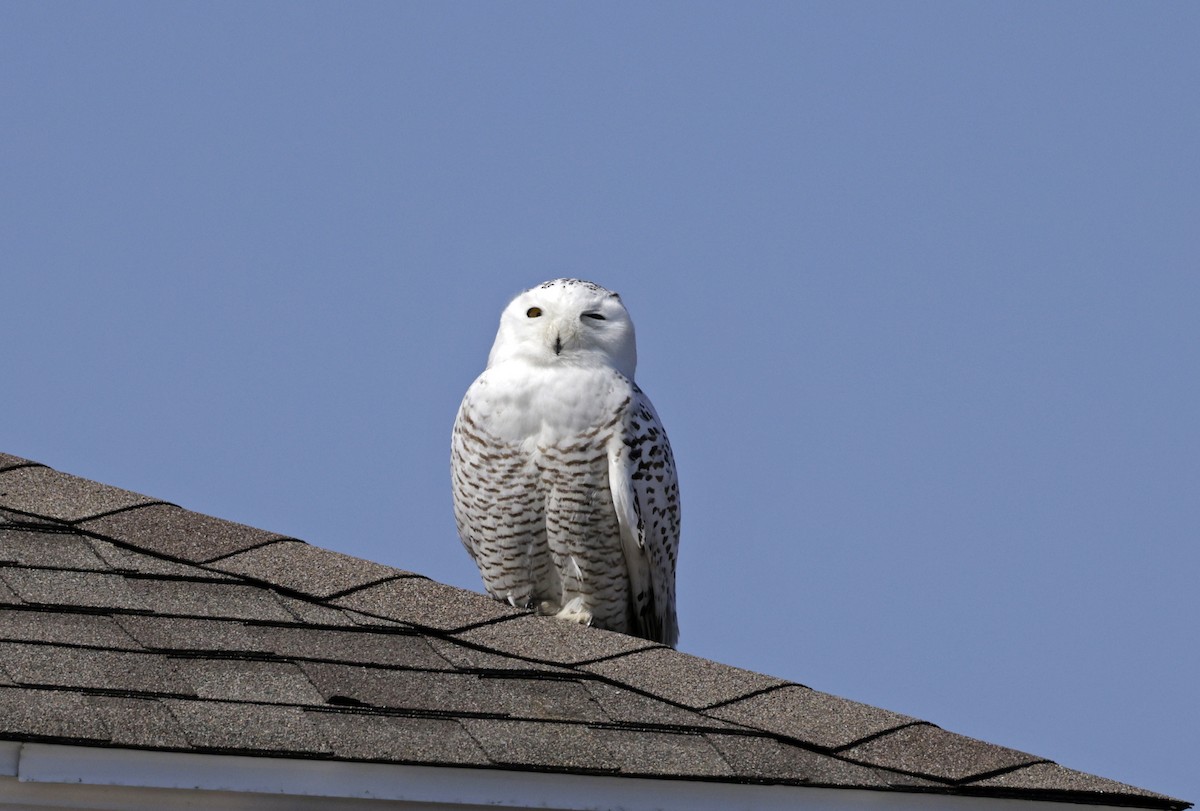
[3,2,1196,803]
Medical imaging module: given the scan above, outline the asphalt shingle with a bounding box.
[488,675,611,722]
[453,613,662,665]
[459,718,622,773]
[306,711,491,766]
[0,686,110,743]
[971,762,1179,802]
[0,527,111,569]
[705,733,894,788]
[330,576,523,630]
[0,508,63,529]
[0,609,143,650]
[88,536,236,578]
[115,615,273,654]
[180,658,326,704]
[592,728,734,778]
[840,722,1044,782]
[80,503,286,562]
[0,454,37,472]
[581,680,738,730]
[426,636,577,675]
[165,699,330,755]
[0,577,21,605]
[0,568,147,612]
[0,641,194,696]
[253,625,452,669]
[210,540,409,599]
[582,646,789,709]
[302,662,514,716]
[707,684,917,749]
[0,466,158,522]
[123,578,299,622]
[85,695,189,749]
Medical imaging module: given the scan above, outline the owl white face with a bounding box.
[486,279,638,379]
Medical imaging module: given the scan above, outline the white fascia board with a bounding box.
[6,742,1128,811]
[0,742,19,778]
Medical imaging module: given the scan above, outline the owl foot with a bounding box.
[555,596,593,627]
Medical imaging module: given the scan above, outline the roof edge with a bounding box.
[9,742,1170,811]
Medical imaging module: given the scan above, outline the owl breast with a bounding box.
[450,364,633,631]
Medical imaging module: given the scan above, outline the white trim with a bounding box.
[0,742,19,778]
[0,743,1135,811]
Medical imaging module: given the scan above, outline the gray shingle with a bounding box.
[275,593,368,627]
[116,615,272,654]
[303,663,608,722]
[85,695,189,749]
[123,578,298,622]
[0,568,147,611]
[706,733,894,788]
[340,608,411,629]
[88,536,235,578]
[165,698,330,755]
[0,454,37,472]
[0,686,110,742]
[179,658,325,704]
[301,662,505,715]
[253,626,452,669]
[971,762,1180,802]
[453,613,661,665]
[427,636,577,675]
[581,680,738,730]
[210,541,409,599]
[306,711,491,766]
[80,504,286,563]
[0,528,111,569]
[0,609,143,650]
[582,647,789,709]
[459,718,621,772]
[331,577,522,630]
[591,728,734,778]
[487,675,610,722]
[0,466,158,522]
[0,641,194,696]
[840,722,1043,782]
[0,508,64,529]
[0,577,22,605]
[707,685,917,749]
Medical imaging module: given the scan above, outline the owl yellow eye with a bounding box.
[582,312,606,321]
[526,307,542,318]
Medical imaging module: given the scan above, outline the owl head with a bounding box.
[487,279,638,379]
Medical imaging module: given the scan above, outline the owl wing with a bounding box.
[608,383,680,647]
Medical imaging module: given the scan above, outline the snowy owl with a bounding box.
[451,279,680,646]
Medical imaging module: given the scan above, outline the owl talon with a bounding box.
[555,596,593,627]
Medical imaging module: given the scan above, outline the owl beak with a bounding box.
[554,334,563,355]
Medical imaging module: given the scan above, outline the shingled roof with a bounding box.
[0,452,1187,809]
